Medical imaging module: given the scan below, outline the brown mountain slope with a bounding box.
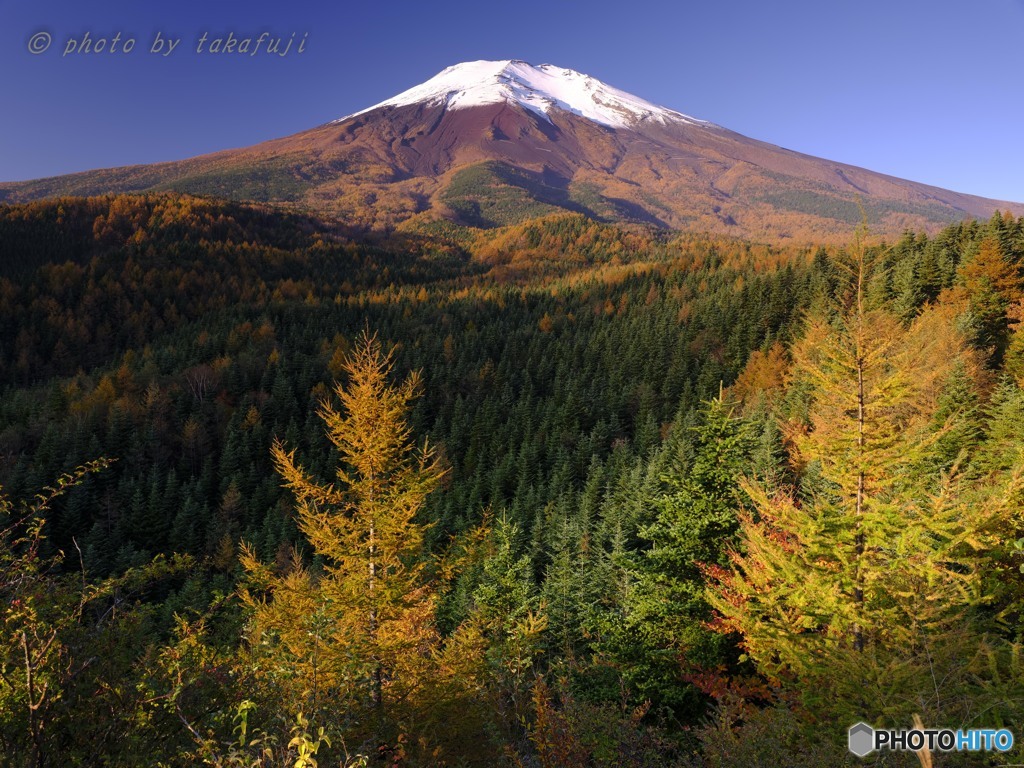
[2,63,1021,241]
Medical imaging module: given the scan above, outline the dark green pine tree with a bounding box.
[611,397,754,715]
[468,515,543,683]
[974,377,1024,475]
[540,505,589,657]
[928,361,984,474]
[959,237,1022,366]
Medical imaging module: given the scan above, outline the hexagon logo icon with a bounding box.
[848,722,875,757]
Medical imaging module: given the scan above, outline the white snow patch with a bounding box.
[335,60,708,130]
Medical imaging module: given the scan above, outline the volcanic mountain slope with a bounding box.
[3,59,1021,240]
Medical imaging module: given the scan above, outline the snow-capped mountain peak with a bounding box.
[336,59,706,129]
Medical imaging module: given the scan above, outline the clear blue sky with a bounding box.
[2,0,1023,202]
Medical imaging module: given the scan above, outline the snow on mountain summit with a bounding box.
[337,60,706,129]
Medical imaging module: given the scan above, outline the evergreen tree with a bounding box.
[613,398,754,715]
[959,237,1023,365]
[451,515,547,735]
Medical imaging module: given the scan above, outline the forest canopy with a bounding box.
[1,194,1023,766]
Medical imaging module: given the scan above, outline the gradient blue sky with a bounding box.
[2,0,1023,202]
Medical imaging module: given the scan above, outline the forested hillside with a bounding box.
[2,194,1023,766]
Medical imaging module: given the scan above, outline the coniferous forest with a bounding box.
[2,193,1024,766]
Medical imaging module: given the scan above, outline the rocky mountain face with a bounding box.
[3,60,1021,240]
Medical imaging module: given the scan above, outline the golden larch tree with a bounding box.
[241,330,445,724]
[706,243,1021,723]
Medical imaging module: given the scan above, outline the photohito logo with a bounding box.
[848,722,1014,756]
